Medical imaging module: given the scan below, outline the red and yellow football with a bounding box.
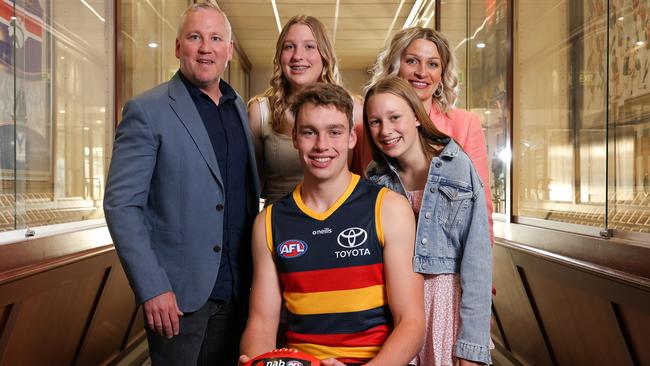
[243,348,321,366]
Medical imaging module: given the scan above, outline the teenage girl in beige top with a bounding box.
[248,15,363,205]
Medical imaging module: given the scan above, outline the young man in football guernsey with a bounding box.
[239,83,424,366]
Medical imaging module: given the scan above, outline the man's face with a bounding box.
[293,103,356,182]
[175,9,233,90]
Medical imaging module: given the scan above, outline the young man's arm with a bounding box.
[367,189,424,366]
[239,208,283,364]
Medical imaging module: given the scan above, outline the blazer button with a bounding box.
[435,161,442,168]
[425,212,432,219]
[421,238,428,244]
[213,245,221,253]
[216,203,224,211]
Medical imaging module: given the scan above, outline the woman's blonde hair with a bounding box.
[363,76,449,168]
[262,15,341,133]
[367,27,458,115]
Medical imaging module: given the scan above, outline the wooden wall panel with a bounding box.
[493,239,650,366]
[615,304,650,366]
[0,262,107,365]
[75,260,139,366]
[492,245,553,365]
[0,228,144,366]
[0,303,17,360]
[126,306,146,348]
[0,304,10,338]
[520,262,634,365]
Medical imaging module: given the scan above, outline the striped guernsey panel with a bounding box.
[266,174,392,364]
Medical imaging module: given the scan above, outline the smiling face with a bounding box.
[365,92,424,163]
[175,9,233,92]
[280,24,325,92]
[293,102,356,182]
[397,38,443,110]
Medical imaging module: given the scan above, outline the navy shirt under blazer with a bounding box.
[180,73,252,302]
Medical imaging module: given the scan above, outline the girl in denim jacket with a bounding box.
[364,77,492,366]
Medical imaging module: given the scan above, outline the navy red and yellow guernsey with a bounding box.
[265,174,392,364]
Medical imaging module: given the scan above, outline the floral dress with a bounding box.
[407,189,462,366]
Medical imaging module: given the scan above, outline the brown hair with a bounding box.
[291,83,354,131]
[367,27,458,114]
[363,76,449,167]
[262,15,341,133]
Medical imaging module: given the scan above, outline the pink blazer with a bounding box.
[430,107,494,244]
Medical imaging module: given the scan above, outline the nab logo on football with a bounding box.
[277,240,308,258]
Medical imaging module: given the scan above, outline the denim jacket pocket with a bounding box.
[437,182,473,228]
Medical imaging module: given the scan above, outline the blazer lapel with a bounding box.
[167,72,224,189]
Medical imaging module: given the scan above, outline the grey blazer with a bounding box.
[104,72,260,312]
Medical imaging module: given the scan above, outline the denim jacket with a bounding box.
[367,139,492,364]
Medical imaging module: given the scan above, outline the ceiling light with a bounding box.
[333,0,340,43]
[59,110,66,114]
[96,120,102,124]
[404,0,425,28]
[636,41,644,46]
[60,56,65,60]
[100,107,106,113]
[476,42,486,48]
[148,42,158,48]
[270,0,282,33]
[484,110,491,114]
[84,127,90,131]
[80,0,105,23]
[403,0,436,28]
[617,16,624,21]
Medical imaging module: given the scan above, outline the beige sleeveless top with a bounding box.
[257,97,303,204]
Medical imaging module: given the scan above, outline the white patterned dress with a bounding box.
[407,189,462,366]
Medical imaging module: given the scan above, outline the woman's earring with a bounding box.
[433,83,444,98]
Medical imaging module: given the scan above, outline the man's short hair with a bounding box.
[290,83,354,131]
[177,1,232,40]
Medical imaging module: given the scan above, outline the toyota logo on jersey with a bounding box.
[337,227,368,248]
[277,240,308,258]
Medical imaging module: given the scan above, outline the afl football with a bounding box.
[242,348,321,366]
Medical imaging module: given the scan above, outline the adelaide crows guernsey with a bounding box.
[266,174,392,364]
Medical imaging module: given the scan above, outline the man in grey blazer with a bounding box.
[104,2,259,365]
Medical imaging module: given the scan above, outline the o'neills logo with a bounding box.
[312,227,332,235]
[335,227,370,258]
[277,240,308,258]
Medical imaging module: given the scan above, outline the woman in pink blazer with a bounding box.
[366,27,494,243]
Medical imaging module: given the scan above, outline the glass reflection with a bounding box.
[0,0,113,232]
[514,0,608,228]
[608,0,650,233]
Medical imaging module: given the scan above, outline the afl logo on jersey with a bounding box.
[337,227,368,248]
[277,240,308,258]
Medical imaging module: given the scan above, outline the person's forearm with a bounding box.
[366,318,423,366]
[240,323,278,359]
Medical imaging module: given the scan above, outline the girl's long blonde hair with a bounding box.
[262,15,341,133]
